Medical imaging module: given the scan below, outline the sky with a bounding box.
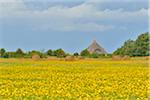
[0,0,149,53]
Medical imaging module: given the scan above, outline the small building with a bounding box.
[87,40,107,54]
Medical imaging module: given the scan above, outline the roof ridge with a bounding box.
[87,40,107,54]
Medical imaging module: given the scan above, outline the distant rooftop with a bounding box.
[87,40,107,54]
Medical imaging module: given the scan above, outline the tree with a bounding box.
[40,49,47,58]
[15,48,24,58]
[113,32,150,56]
[53,49,66,58]
[134,32,150,56]
[3,52,9,58]
[113,40,135,56]
[47,49,53,56]
[0,48,6,58]
[73,52,79,56]
[113,48,123,55]
[80,49,90,57]
[7,52,16,58]
[123,40,135,56]
[28,50,40,55]
[16,48,24,55]
[28,50,46,58]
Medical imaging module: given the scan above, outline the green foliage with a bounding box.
[28,50,47,58]
[3,52,9,58]
[73,52,79,56]
[0,48,6,57]
[134,32,150,56]
[80,49,109,58]
[46,49,53,56]
[90,53,99,58]
[0,32,148,59]
[113,40,135,56]
[113,32,150,56]
[28,50,41,56]
[15,48,24,58]
[90,53,110,58]
[7,52,17,58]
[80,49,90,57]
[106,54,112,58]
[53,49,66,58]
[0,48,67,58]
[16,48,24,55]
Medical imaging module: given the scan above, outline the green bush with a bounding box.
[113,32,149,57]
[90,53,99,58]
[46,49,53,56]
[80,49,90,57]
[3,53,9,58]
[0,48,6,58]
[53,49,66,58]
[73,52,79,56]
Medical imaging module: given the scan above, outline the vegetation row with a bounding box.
[0,32,149,58]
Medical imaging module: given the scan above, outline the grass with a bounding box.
[0,58,149,99]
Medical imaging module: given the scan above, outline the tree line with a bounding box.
[0,32,149,58]
[113,32,149,57]
[0,48,110,58]
[0,48,68,58]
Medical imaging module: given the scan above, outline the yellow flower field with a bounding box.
[0,58,149,99]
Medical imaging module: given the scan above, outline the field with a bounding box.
[0,58,149,99]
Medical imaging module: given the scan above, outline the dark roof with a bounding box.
[87,40,107,54]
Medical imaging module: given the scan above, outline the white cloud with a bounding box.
[86,0,147,3]
[35,22,114,32]
[0,0,148,32]
[0,0,26,16]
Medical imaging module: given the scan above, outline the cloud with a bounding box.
[35,22,114,32]
[0,0,27,16]
[0,0,26,9]
[86,0,147,3]
[0,0,148,33]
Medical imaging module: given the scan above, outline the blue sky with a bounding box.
[0,0,149,53]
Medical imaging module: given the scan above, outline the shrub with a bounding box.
[3,53,9,58]
[80,49,90,57]
[73,52,79,56]
[0,48,6,58]
[46,49,53,56]
[53,49,66,58]
[90,53,99,58]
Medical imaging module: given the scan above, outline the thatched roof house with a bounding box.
[87,40,107,54]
